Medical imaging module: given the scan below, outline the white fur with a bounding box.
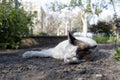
[23,40,77,59]
[22,36,98,63]
[75,37,97,46]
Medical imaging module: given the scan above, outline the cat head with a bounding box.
[68,32,97,60]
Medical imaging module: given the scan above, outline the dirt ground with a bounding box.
[0,44,120,80]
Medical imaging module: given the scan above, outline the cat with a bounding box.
[22,32,98,64]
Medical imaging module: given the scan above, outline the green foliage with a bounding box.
[49,1,67,11]
[49,0,103,15]
[93,35,120,44]
[113,47,120,61]
[48,0,82,11]
[0,0,34,49]
[107,35,115,43]
[84,0,92,13]
[95,5,102,15]
[92,36,109,44]
[117,38,120,43]
[69,0,82,7]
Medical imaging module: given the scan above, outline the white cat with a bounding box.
[22,32,98,64]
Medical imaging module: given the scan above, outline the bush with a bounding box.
[0,0,34,49]
[90,21,113,36]
[113,47,120,61]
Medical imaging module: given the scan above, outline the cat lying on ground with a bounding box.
[22,32,98,64]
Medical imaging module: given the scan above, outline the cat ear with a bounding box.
[68,32,76,45]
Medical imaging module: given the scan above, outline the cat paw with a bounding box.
[22,51,32,58]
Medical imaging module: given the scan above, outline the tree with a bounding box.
[40,7,46,32]
[72,11,83,32]
[48,0,117,37]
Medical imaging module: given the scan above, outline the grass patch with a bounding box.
[113,47,120,61]
[92,36,109,43]
[92,36,120,44]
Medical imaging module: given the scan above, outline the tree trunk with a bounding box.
[82,13,87,37]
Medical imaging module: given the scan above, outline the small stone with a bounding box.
[96,74,103,78]
[77,77,84,80]
[2,70,9,73]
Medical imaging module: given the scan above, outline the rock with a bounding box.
[2,70,9,73]
[95,74,103,78]
[77,77,84,80]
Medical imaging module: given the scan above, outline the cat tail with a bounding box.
[22,48,54,58]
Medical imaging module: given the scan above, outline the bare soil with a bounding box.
[0,44,120,80]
